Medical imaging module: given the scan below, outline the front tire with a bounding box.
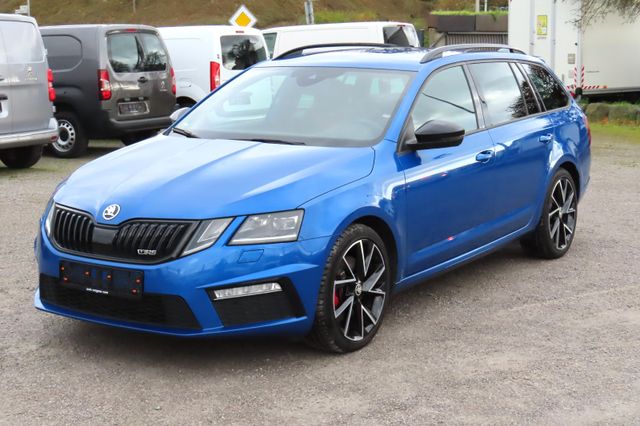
[51,111,88,158]
[306,224,392,353]
[521,169,578,259]
[0,145,43,169]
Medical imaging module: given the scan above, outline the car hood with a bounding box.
[54,135,375,224]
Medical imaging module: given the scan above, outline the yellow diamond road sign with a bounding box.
[229,5,257,27]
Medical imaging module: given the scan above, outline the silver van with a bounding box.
[0,14,58,169]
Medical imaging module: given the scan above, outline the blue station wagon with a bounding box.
[35,44,591,352]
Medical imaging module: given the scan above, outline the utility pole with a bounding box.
[484,0,488,12]
[133,0,136,14]
[304,0,314,24]
[27,0,31,15]
[475,0,480,13]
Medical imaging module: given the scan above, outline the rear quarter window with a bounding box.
[263,32,276,57]
[43,35,82,70]
[221,35,267,70]
[1,21,43,63]
[522,63,569,111]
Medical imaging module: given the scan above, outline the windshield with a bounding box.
[177,66,414,147]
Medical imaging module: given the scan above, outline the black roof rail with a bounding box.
[420,44,526,63]
[273,43,400,60]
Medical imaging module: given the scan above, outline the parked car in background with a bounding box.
[40,24,176,157]
[35,44,590,353]
[158,26,267,107]
[263,22,420,58]
[0,14,58,169]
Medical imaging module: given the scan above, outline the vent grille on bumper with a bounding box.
[39,275,201,330]
[49,205,195,264]
[207,280,305,327]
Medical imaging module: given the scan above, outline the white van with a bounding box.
[263,22,421,58]
[158,26,268,107]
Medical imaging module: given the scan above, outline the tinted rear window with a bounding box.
[43,35,82,70]
[522,64,569,111]
[221,35,267,70]
[1,20,43,63]
[108,32,167,73]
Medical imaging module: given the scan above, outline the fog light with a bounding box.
[213,282,282,300]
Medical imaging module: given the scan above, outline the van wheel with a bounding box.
[306,224,392,353]
[0,145,43,169]
[521,169,578,259]
[51,111,88,158]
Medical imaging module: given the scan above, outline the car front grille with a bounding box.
[50,204,196,264]
[39,274,201,331]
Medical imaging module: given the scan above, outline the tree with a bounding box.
[568,0,640,26]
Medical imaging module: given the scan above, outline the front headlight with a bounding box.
[182,218,233,256]
[230,210,304,245]
[44,201,55,238]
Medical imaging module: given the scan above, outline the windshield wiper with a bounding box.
[240,138,306,146]
[172,127,200,138]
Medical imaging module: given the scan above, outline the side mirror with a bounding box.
[407,120,465,150]
[170,107,191,123]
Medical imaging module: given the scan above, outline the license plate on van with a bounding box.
[118,101,148,115]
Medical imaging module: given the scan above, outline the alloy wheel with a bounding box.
[333,239,387,341]
[54,119,76,153]
[548,177,577,250]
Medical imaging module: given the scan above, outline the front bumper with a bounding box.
[35,226,330,337]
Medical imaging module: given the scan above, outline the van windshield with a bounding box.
[107,32,168,73]
[383,26,419,47]
[175,66,414,147]
[220,35,267,70]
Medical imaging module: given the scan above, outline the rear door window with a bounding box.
[43,35,82,70]
[521,63,569,111]
[511,63,541,115]
[1,20,43,63]
[108,32,168,73]
[469,62,527,126]
[411,65,478,133]
[221,35,267,70]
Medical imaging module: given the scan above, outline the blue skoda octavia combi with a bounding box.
[35,44,591,352]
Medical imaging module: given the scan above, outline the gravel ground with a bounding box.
[1,133,639,425]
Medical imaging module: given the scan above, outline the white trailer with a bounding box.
[508,0,640,96]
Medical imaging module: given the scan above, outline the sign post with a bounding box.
[229,5,257,28]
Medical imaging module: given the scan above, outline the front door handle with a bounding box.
[0,94,7,101]
[475,150,494,163]
[138,76,148,83]
[539,134,553,143]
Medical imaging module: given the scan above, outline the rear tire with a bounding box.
[520,169,578,259]
[51,111,88,158]
[0,145,43,169]
[306,224,392,353]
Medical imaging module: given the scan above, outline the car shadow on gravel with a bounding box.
[47,242,534,366]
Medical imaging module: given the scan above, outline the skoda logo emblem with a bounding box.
[102,204,121,221]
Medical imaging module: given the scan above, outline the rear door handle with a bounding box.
[475,149,494,163]
[0,94,7,101]
[138,76,148,83]
[539,134,553,143]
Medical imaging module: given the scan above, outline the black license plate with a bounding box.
[59,261,144,300]
[118,101,148,115]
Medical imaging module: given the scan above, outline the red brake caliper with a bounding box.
[334,292,340,308]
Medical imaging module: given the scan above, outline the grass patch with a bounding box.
[591,123,640,144]
[314,9,379,23]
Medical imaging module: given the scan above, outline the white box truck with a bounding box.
[508,0,640,96]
